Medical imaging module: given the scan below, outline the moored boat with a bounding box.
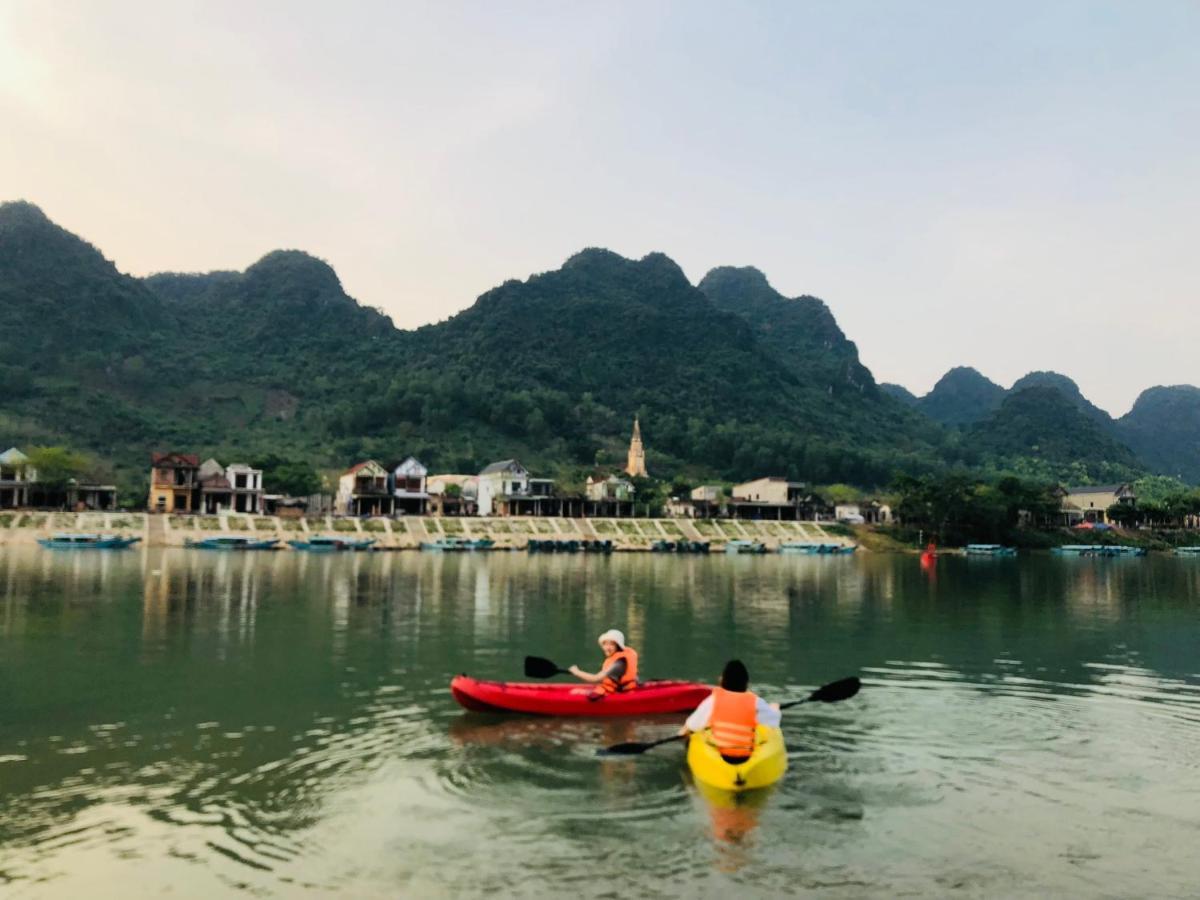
[652,539,709,554]
[966,544,1018,556]
[724,539,767,555]
[186,535,279,550]
[687,724,787,793]
[288,536,376,552]
[1175,546,1200,556]
[449,675,711,717]
[779,541,856,555]
[1052,544,1146,557]
[421,536,495,551]
[38,533,140,550]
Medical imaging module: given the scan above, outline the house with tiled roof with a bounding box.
[337,460,393,516]
[477,459,555,516]
[388,457,429,515]
[148,452,200,513]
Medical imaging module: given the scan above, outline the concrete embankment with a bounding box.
[0,511,852,551]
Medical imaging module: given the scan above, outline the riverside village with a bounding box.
[1,421,1190,556]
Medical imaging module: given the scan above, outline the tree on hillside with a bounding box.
[27,446,89,490]
[253,454,322,497]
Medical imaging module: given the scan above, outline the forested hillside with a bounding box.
[1,201,1195,500]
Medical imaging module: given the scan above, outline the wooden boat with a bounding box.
[725,539,767,555]
[38,533,140,550]
[287,536,376,552]
[651,539,709,554]
[527,539,613,553]
[186,535,279,550]
[779,541,856,555]
[421,536,495,551]
[1052,544,1146,557]
[966,544,1018,556]
[1174,546,1200,556]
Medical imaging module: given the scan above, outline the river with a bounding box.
[1,547,1198,898]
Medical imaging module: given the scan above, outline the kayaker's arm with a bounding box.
[679,694,714,736]
[568,659,624,684]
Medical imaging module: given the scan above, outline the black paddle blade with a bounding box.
[809,676,861,703]
[524,655,562,678]
[596,741,653,756]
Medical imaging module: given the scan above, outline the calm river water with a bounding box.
[1,547,1198,898]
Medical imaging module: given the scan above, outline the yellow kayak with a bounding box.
[687,724,787,792]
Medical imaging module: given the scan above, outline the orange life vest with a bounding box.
[709,687,757,759]
[596,646,638,694]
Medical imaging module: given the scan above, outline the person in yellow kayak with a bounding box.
[678,660,780,762]
[568,629,638,699]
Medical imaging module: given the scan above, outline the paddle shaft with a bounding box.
[598,675,861,756]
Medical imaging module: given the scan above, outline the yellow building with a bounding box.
[1062,483,1136,524]
[148,452,200,513]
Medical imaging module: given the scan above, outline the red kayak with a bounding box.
[450,675,711,717]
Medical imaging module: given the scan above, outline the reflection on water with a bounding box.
[2,547,1199,897]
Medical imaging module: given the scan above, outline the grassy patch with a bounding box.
[557,518,578,533]
[659,520,682,536]
[255,517,275,530]
[169,515,192,529]
[592,520,616,534]
[199,517,221,530]
[509,520,532,534]
[280,519,301,532]
[532,519,555,534]
[227,517,251,531]
[391,519,409,534]
[20,515,47,529]
[617,521,639,535]
[441,518,463,533]
[717,521,741,538]
[362,519,386,533]
[332,519,358,532]
[0,514,13,528]
[486,520,510,534]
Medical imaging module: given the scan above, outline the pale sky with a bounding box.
[2,1,1197,416]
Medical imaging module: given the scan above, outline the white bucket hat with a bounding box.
[597,629,625,648]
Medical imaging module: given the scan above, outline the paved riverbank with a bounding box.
[0,511,852,551]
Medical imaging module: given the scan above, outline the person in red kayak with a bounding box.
[678,659,780,763]
[568,629,638,698]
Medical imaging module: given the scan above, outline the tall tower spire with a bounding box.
[625,417,647,477]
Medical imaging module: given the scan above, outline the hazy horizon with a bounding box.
[3,1,1197,415]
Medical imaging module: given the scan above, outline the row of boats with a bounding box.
[36,533,1200,557]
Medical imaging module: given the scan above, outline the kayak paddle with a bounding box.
[597,675,862,756]
[525,655,570,678]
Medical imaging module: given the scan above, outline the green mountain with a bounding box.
[696,266,875,394]
[2,201,1190,494]
[1118,386,1200,483]
[916,366,1006,427]
[1009,371,1113,426]
[880,383,919,406]
[0,205,943,493]
[969,386,1140,482]
[694,265,943,458]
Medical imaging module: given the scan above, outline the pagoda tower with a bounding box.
[625,417,648,477]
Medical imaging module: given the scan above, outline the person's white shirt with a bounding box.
[684,690,781,733]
